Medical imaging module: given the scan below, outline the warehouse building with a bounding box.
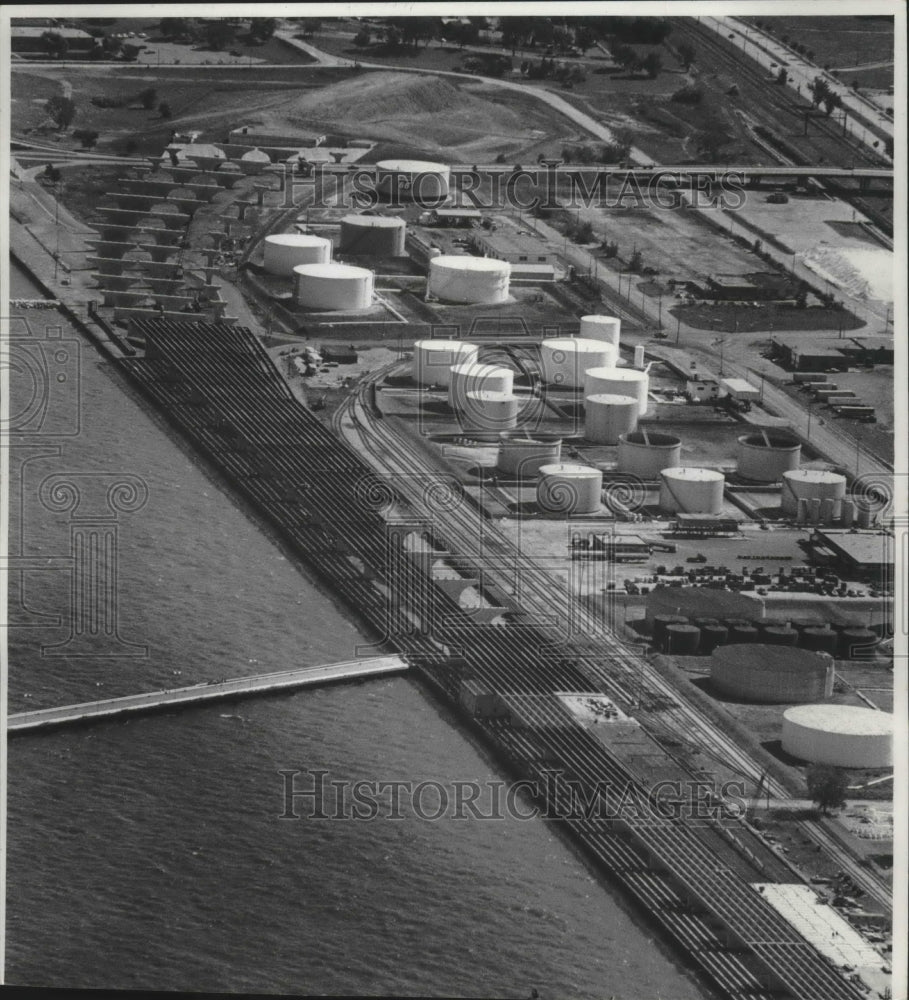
[809,529,894,580]
[770,335,894,371]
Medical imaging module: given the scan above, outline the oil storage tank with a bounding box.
[498,437,562,478]
[782,705,893,767]
[665,624,701,654]
[412,340,478,386]
[659,467,725,515]
[780,470,846,521]
[584,367,649,415]
[618,431,682,479]
[579,315,621,347]
[737,432,802,482]
[541,339,616,388]
[264,234,332,276]
[339,214,406,256]
[163,143,227,171]
[293,262,374,311]
[838,628,879,659]
[428,256,510,305]
[536,463,603,515]
[238,147,272,175]
[799,628,839,656]
[376,159,451,203]
[449,363,514,410]
[585,393,638,444]
[460,391,519,432]
[652,614,689,647]
[711,645,834,704]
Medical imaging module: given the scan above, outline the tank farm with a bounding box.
[36,91,895,1000]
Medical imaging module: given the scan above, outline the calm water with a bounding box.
[5,264,712,999]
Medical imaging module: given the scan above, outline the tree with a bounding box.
[822,92,841,116]
[138,87,158,110]
[250,17,278,42]
[643,52,662,79]
[629,249,643,272]
[353,26,371,48]
[806,764,848,814]
[45,95,76,130]
[776,68,788,85]
[696,127,734,164]
[43,163,62,183]
[809,75,830,106]
[158,101,172,119]
[677,42,696,69]
[41,31,69,59]
[72,128,99,148]
[159,17,189,38]
[612,43,639,75]
[203,19,236,50]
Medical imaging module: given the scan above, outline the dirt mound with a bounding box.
[272,72,532,156]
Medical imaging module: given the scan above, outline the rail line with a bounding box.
[111,318,872,1000]
[338,365,891,910]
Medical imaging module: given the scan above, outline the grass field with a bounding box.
[744,15,894,74]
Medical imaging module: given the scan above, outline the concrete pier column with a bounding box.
[255,187,266,207]
[210,299,228,320]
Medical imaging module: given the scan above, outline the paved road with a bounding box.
[702,17,893,157]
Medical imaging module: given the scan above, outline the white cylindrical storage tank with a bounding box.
[376,159,450,204]
[541,339,615,389]
[780,470,847,519]
[782,705,893,768]
[264,234,332,276]
[293,262,374,311]
[428,256,510,305]
[584,367,649,415]
[617,431,682,479]
[449,363,513,409]
[736,432,802,482]
[497,438,562,478]
[820,497,835,525]
[238,147,272,174]
[163,143,227,172]
[412,340,478,387]
[339,214,407,256]
[796,498,809,525]
[413,340,478,387]
[633,345,646,369]
[537,463,603,515]
[460,391,519,432]
[579,315,621,347]
[659,467,725,515]
[585,393,638,445]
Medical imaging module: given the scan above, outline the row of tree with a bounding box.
[158,17,277,50]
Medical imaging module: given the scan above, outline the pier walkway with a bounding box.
[8,656,407,735]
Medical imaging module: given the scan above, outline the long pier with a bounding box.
[8,656,407,735]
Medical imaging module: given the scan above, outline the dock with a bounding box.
[8,656,408,735]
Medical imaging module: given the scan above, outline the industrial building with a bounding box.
[809,529,894,579]
[770,334,894,371]
[470,231,556,266]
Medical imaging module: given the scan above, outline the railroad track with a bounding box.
[671,19,884,170]
[115,320,872,999]
[337,361,892,912]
